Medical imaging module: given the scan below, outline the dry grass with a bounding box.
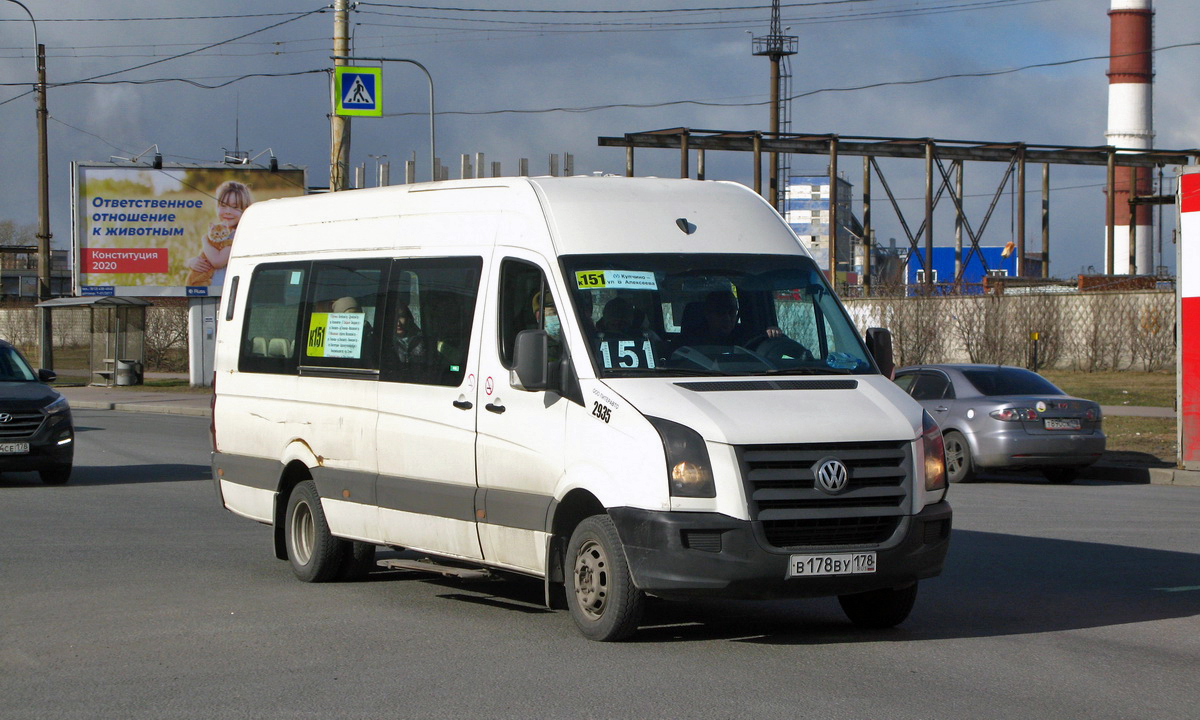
[1040,370,1174,408]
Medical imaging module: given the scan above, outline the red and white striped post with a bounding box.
[1177,170,1200,469]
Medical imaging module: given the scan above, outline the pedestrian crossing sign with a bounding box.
[335,66,382,117]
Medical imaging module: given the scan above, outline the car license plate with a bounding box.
[1044,418,1081,431]
[787,552,876,578]
[0,442,29,454]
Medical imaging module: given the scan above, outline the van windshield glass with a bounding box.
[560,253,875,378]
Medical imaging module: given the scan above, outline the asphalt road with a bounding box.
[1,410,1197,719]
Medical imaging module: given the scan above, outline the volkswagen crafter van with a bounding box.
[211,176,951,641]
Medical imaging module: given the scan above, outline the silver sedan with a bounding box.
[894,364,1106,484]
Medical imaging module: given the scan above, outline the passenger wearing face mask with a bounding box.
[531,290,564,361]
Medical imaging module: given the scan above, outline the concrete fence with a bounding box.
[843,290,1175,371]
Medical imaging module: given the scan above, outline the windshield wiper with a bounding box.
[747,366,853,376]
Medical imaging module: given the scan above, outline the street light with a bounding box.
[3,0,52,367]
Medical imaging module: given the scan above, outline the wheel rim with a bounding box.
[945,436,966,478]
[573,538,609,621]
[289,499,315,566]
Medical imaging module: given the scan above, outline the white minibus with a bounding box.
[211,176,951,641]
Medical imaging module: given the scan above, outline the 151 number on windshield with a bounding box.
[598,339,656,369]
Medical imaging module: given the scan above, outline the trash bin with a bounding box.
[114,359,141,386]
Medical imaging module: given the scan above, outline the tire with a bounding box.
[565,515,644,642]
[838,582,919,629]
[339,541,377,581]
[39,464,71,485]
[943,431,976,484]
[1043,468,1078,484]
[284,480,346,582]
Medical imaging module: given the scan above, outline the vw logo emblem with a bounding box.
[814,458,849,494]
[0,413,11,423]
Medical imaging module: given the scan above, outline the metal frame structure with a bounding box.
[598,128,1200,291]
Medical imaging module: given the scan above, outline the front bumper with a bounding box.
[609,501,952,600]
[0,413,74,472]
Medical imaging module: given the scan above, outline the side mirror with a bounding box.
[37,368,56,383]
[865,327,895,380]
[511,329,549,391]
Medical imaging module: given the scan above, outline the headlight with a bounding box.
[44,395,70,415]
[647,416,715,498]
[922,410,946,492]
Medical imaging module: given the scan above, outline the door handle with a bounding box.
[453,399,473,411]
[485,402,506,414]
[935,406,949,412]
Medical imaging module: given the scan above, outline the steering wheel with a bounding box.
[744,335,814,363]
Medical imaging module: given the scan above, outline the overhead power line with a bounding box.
[0,11,321,23]
[354,0,1041,15]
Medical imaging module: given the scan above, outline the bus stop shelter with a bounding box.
[37,296,150,386]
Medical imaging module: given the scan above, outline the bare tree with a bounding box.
[144,305,189,372]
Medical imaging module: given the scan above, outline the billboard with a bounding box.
[72,162,306,297]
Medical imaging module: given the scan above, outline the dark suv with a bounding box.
[0,340,73,484]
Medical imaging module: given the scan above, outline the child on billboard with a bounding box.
[184,180,252,287]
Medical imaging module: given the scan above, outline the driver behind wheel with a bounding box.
[683,290,782,347]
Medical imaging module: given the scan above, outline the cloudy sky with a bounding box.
[1,0,1197,277]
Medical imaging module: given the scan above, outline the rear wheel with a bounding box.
[285,480,345,582]
[943,431,976,483]
[838,582,919,629]
[339,541,377,581]
[1043,468,1078,484]
[39,464,71,485]
[565,515,644,642]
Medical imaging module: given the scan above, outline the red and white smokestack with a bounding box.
[1105,0,1154,275]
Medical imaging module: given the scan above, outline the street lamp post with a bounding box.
[332,55,436,183]
[4,0,52,367]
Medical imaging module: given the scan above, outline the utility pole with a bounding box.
[329,0,351,191]
[35,41,51,366]
[751,0,797,210]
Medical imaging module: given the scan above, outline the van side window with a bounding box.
[498,259,559,368]
[381,257,482,386]
[239,264,307,374]
[302,260,387,371]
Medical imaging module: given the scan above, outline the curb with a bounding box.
[69,399,211,418]
[1083,463,1200,487]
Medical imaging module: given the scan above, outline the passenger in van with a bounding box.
[332,296,374,357]
[532,290,561,342]
[596,297,635,337]
[391,304,432,363]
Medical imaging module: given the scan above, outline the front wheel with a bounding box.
[285,480,346,582]
[838,582,919,629]
[943,431,976,483]
[565,515,644,642]
[39,464,71,485]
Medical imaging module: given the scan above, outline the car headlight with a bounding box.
[647,416,715,498]
[922,410,946,492]
[44,395,70,415]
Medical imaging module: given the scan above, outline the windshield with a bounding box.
[0,345,37,381]
[560,253,875,378]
